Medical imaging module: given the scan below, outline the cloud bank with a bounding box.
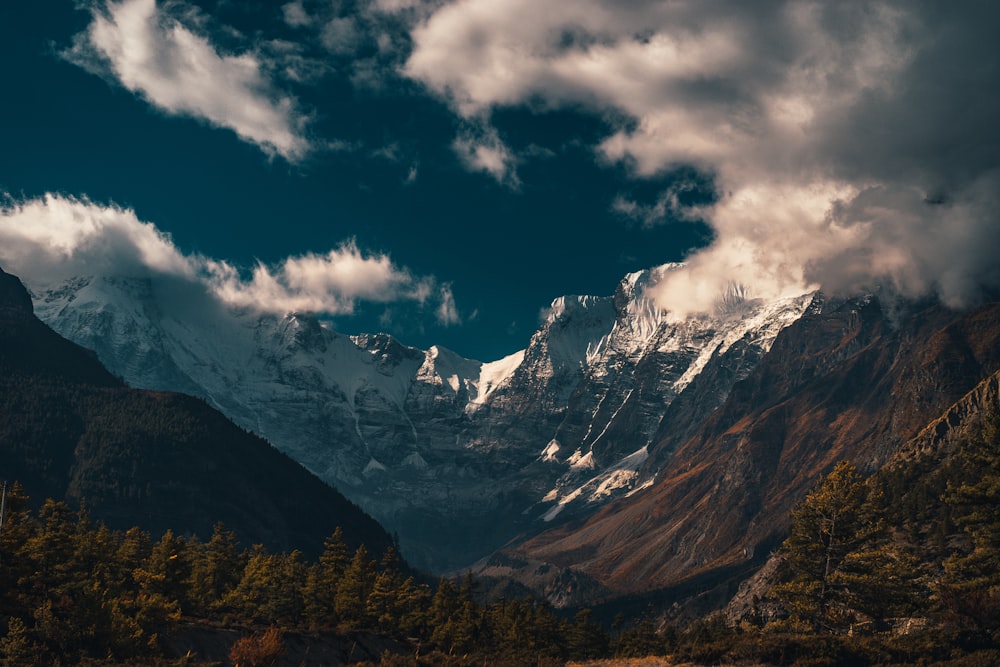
[0,194,456,321]
[66,0,311,161]
[403,0,1000,315]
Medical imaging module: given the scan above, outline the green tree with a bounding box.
[940,415,1000,634]
[0,616,41,667]
[0,483,35,615]
[334,545,376,629]
[303,527,350,627]
[143,529,194,611]
[188,522,244,614]
[565,608,608,660]
[225,548,306,625]
[774,461,889,631]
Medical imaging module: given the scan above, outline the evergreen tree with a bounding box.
[366,569,402,633]
[774,461,888,631]
[0,483,34,615]
[226,548,306,626]
[334,545,376,629]
[303,527,350,627]
[565,608,608,660]
[320,527,350,579]
[940,415,1000,634]
[393,576,431,637]
[188,522,244,614]
[0,616,41,667]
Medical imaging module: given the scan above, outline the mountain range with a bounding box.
[0,266,394,560]
[22,265,1000,608]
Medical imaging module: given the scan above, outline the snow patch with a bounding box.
[590,469,638,500]
[471,348,524,406]
[567,449,595,470]
[540,439,561,462]
[542,486,583,522]
[542,446,650,517]
[402,452,428,469]
[671,293,813,394]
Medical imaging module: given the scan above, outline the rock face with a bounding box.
[725,366,1000,625]
[28,265,813,572]
[511,295,1000,602]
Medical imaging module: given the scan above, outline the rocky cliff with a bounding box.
[510,295,1000,602]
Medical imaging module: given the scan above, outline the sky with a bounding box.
[0,0,997,362]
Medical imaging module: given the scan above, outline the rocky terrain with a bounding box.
[28,265,812,572]
[28,261,1000,608]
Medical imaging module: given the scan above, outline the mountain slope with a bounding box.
[510,294,1000,601]
[0,267,394,558]
[28,266,813,571]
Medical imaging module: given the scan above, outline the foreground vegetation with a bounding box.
[0,477,621,665]
[2,412,999,666]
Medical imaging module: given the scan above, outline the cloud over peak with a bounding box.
[66,0,312,161]
[0,194,458,323]
[403,0,1000,315]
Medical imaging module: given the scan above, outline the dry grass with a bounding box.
[567,659,765,667]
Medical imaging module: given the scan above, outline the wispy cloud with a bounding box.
[65,0,312,161]
[452,122,519,188]
[435,283,460,325]
[281,1,313,29]
[404,0,1000,315]
[0,194,457,320]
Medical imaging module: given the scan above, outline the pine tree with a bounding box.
[566,608,608,660]
[0,483,34,616]
[188,522,244,614]
[940,414,1000,634]
[334,545,376,629]
[366,569,401,633]
[303,527,350,627]
[320,527,350,579]
[226,548,306,626]
[774,461,888,631]
[393,576,431,638]
[0,616,41,667]
[143,529,193,612]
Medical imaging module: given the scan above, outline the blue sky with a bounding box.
[1,0,997,361]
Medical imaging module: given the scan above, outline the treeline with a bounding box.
[655,413,1000,666]
[3,418,998,666]
[0,482,659,666]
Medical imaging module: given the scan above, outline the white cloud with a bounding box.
[321,16,362,55]
[435,284,460,325]
[612,179,703,229]
[0,194,458,320]
[65,0,311,161]
[0,194,193,281]
[206,241,436,314]
[281,1,312,28]
[404,0,1000,315]
[404,164,419,185]
[452,122,519,187]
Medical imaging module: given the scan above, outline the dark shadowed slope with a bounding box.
[0,267,394,558]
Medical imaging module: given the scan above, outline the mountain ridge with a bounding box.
[0,266,395,559]
[20,261,1000,611]
[509,293,1000,603]
[28,265,814,572]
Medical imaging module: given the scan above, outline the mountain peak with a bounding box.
[0,266,34,313]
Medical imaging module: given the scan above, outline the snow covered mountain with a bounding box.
[28,265,813,571]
